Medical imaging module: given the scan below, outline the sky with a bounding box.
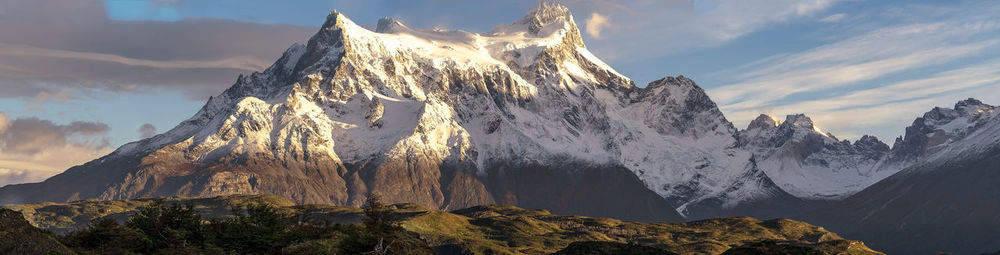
[1,0,999,186]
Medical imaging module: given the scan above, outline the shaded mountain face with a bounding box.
[741,114,894,200]
[0,2,775,221]
[1,5,997,247]
[805,99,1000,255]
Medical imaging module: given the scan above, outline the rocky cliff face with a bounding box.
[0,2,773,221]
[1,3,997,235]
[740,114,893,200]
[804,99,1000,254]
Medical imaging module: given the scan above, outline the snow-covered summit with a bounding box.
[889,98,999,166]
[741,113,892,200]
[375,18,407,33]
[741,98,1000,200]
[63,2,775,217]
[13,2,995,222]
[502,2,585,47]
[747,114,779,130]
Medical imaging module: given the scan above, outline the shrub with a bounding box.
[205,202,294,254]
[335,194,434,255]
[126,200,204,251]
[61,218,152,253]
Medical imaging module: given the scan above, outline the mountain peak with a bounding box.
[955,98,984,108]
[375,17,408,33]
[783,114,815,129]
[854,135,890,152]
[646,76,696,90]
[506,1,585,47]
[954,98,993,116]
[748,114,779,130]
[320,10,353,30]
[922,98,995,122]
[519,2,573,26]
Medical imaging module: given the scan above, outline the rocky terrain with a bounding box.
[804,99,1000,255]
[0,208,74,254]
[0,2,773,221]
[3,194,883,255]
[1,2,999,254]
[0,2,905,221]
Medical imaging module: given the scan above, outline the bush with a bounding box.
[281,239,340,255]
[335,194,434,255]
[126,200,204,251]
[205,202,295,254]
[61,218,152,253]
[57,196,436,254]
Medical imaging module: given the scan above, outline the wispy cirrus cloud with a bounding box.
[0,44,269,71]
[819,13,846,23]
[708,2,1000,139]
[546,0,847,84]
[751,60,1000,139]
[563,0,841,60]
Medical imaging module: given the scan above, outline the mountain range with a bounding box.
[1,2,999,254]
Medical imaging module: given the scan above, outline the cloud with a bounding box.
[820,13,846,22]
[0,168,35,187]
[0,143,113,187]
[699,2,1000,141]
[1,116,110,155]
[0,0,315,100]
[0,44,269,71]
[139,123,158,139]
[24,89,71,111]
[568,0,841,61]
[0,112,7,134]
[0,113,114,187]
[584,12,610,38]
[709,15,1000,128]
[0,0,842,99]
[732,59,1000,140]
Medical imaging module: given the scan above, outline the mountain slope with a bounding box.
[0,208,75,254]
[2,2,987,232]
[0,2,780,221]
[741,114,895,200]
[3,194,884,255]
[805,99,1000,254]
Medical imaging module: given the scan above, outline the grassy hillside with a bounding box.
[0,208,74,254]
[3,195,881,254]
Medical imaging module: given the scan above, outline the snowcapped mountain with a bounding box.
[805,99,1000,254]
[739,98,1000,203]
[1,2,995,227]
[740,114,894,200]
[0,2,775,220]
[886,98,1000,166]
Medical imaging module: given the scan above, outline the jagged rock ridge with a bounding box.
[740,113,894,200]
[1,2,997,234]
[804,99,1000,254]
[0,2,776,221]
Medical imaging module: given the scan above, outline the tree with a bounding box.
[62,218,152,253]
[205,202,293,254]
[126,200,204,251]
[334,193,433,255]
[362,193,396,235]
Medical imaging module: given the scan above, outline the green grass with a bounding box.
[5,195,884,255]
